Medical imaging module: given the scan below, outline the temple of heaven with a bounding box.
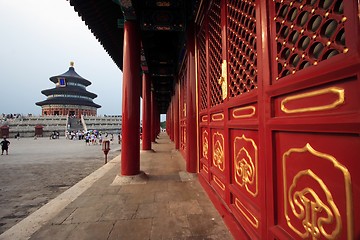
[36,62,101,117]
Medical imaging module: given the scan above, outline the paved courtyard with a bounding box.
[0,137,120,234]
[0,133,232,240]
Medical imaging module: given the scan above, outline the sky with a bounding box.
[0,0,124,116]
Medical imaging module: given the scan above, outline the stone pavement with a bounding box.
[0,137,119,234]
[0,133,233,240]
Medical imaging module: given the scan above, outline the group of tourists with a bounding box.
[0,130,120,156]
[49,131,60,139]
[85,132,116,146]
[65,130,86,141]
[65,130,115,146]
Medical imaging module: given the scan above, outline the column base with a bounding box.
[140,149,155,153]
[111,171,148,186]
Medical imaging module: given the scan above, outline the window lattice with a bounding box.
[274,0,347,80]
[227,0,257,97]
[208,0,223,107]
[198,26,208,111]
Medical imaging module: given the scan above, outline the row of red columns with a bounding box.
[142,75,160,148]
[121,19,197,176]
[165,24,198,173]
[121,20,159,176]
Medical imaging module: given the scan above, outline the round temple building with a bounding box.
[36,62,101,117]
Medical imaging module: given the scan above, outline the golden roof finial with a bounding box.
[70,61,74,67]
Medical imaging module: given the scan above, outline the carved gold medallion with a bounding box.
[234,134,258,197]
[213,132,225,171]
[283,143,353,239]
[202,130,208,159]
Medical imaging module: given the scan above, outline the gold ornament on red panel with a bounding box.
[233,134,258,197]
[283,143,353,239]
[213,132,225,171]
[202,130,209,159]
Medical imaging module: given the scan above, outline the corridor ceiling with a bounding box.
[69,0,199,113]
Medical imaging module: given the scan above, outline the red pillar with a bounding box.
[186,23,198,173]
[154,102,158,139]
[151,91,156,142]
[169,101,174,141]
[166,112,168,134]
[142,73,151,150]
[121,20,141,176]
[156,104,160,136]
[174,85,180,149]
[167,111,170,135]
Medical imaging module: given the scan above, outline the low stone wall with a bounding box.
[83,116,122,134]
[1,116,67,138]
[1,115,123,138]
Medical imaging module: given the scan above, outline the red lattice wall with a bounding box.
[198,25,208,111]
[273,0,348,81]
[208,0,223,107]
[227,0,258,97]
[196,0,360,239]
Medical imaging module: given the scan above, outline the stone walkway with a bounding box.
[0,134,233,240]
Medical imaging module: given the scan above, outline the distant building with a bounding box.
[36,62,101,118]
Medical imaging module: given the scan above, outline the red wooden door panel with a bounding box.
[266,0,360,239]
[271,132,359,239]
[267,0,360,239]
[194,0,360,239]
[197,0,263,239]
[199,124,210,181]
[210,126,226,199]
[229,128,261,238]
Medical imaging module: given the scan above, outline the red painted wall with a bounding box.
[194,0,360,239]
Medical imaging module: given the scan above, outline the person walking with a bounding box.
[1,137,10,155]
